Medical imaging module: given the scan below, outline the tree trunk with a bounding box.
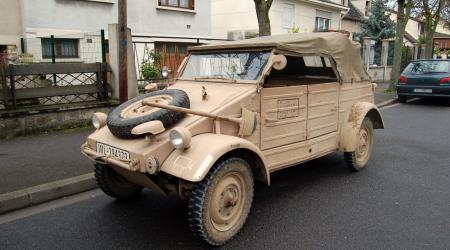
[424,22,437,58]
[254,0,273,36]
[389,1,409,91]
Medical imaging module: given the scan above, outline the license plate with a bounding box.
[96,143,130,161]
[414,88,432,93]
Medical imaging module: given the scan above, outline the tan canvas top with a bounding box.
[189,32,370,82]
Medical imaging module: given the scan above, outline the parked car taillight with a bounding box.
[398,75,408,84]
[439,77,450,85]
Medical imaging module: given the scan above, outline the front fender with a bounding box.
[160,133,270,184]
[339,102,384,152]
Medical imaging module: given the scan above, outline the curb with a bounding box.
[377,98,398,108]
[0,173,96,214]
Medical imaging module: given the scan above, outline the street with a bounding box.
[1,98,450,249]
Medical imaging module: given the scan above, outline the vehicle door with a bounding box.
[260,86,307,150]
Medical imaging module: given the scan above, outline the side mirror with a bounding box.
[272,54,287,71]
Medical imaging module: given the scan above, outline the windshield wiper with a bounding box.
[194,77,237,83]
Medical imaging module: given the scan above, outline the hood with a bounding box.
[168,80,256,114]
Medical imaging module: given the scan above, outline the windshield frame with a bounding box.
[177,49,274,84]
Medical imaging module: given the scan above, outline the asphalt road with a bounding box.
[1,98,450,249]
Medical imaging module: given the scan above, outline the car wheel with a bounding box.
[94,163,143,200]
[398,95,407,103]
[188,157,254,246]
[344,117,374,171]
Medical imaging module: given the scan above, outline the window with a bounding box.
[315,10,331,32]
[404,61,450,74]
[365,0,371,16]
[418,23,425,35]
[282,3,295,28]
[158,0,194,10]
[41,38,79,58]
[265,55,337,88]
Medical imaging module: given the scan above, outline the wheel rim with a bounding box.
[209,172,246,232]
[120,95,173,119]
[355,124,373,166]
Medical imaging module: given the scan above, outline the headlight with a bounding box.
[92,112,107,129]
[169,127,191,149]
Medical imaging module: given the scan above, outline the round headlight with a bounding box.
[169,127,191,149]
[92,112,107,129]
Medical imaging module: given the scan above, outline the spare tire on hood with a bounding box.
[107,89,190,139]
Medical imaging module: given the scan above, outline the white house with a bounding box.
[0,0,24,63]
[1,0,212,73]
[211,0,350,40]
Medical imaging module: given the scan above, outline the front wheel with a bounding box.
[94,163,143,200]
[344,118,374,171]
[187,157,254,246]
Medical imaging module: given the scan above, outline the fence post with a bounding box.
[0,64,9,108]
[101,29,107,63]
[100,29,108,99]
[362,37,371,71]
[50,35,57,86]
[9,64,16,109]
[20,38,25,54]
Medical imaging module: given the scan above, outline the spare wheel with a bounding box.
[106,89,190,139]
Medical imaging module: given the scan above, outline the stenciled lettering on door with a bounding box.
[277,98,300,119]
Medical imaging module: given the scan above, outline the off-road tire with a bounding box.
[94,163,143,200]
[187,157,254,246]
[107,89,190,139]
[398,95,407,103]
[344,117,374,171]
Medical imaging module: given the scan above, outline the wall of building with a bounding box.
[341,19,361,39]
[22,0,210,37]
[21,0,211,63]
[211,0,344,39]
[0,0,23,47]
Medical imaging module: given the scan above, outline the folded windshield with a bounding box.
[181,51,271,81]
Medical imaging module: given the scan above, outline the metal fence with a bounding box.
[0,62,109,110]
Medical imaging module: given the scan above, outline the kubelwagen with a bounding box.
[81,33,384,245]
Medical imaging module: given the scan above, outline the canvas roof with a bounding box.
[189,32,370,82]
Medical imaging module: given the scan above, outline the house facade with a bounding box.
[211,0,349,40]
[3,0,212,73]
[0,0,24,63]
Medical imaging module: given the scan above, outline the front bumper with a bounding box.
[397,85,450,98]
[81,142,140,171]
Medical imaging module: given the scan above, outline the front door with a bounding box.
[260,86,307,150]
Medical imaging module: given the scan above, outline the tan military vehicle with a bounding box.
[81,33,384,245]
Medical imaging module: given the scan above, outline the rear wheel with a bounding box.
[187,157,254,246]
[398,95,407,103]
[344,118,374,171]
[94,163,143,200]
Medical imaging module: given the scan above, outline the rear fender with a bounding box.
[160,133,270,185]
[339,102,384,152]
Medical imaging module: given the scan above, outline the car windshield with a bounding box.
[404,61,450,74]
[181,51,271,81]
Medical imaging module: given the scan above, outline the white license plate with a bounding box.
[96,143,130,161]
[414,88,432,93]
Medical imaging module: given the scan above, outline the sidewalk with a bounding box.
[0,128,94,194]
[0,89,397,213]
[374,82,397,106]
